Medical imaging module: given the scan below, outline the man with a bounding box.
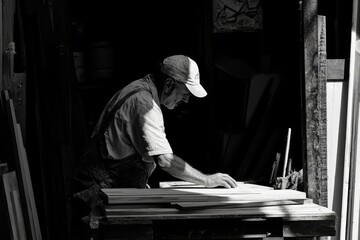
[72,55,237,229]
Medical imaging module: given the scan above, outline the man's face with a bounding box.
[161,81,190,110]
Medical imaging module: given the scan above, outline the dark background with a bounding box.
[1,0,352,239]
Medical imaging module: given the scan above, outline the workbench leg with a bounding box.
[103,223,153,240]
[90,228,103,240]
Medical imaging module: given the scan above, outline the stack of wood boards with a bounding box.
[101,181,335,221]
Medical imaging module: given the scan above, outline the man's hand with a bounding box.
[205,173,238,188]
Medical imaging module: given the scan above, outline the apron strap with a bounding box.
[96,87,151,137]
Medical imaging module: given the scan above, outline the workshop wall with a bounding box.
[69,0,305,184]
[8,0,313,239]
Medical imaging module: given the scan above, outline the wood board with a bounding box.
[1,171,27,240]
[102,186,307,205]
[2,91,42,240]
[105,202,335,221]
[340,0,360,239]
[159,181,273,190]
[15,123,42,240]
[173,198,313,210]
[102,182,336,239]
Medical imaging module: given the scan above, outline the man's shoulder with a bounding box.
[123,76,152,93]
[121,75,159,104]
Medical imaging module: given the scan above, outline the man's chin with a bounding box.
[166,105,176,110]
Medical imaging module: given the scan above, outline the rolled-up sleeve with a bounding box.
[127,92,173,157]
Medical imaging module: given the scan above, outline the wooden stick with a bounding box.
[269,153,280,184]
[282,128,292,177]
[269,160,276,184]
[287,158,292,176]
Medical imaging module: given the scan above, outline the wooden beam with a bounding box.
[302,0,328,207]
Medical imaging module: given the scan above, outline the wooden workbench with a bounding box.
[100,182,336,239]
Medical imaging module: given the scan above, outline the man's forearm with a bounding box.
[161,154,208,185]
[156,153,237,188]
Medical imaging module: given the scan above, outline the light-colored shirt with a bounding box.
[94,74,173,169]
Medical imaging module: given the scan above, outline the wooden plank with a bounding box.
[102,187,274,196]
[302,8,328,206]
[11,190,27,240]
[106,193,309,205]
[3,94,33,239]
[105,203,336,221]
[173,199,313,210]
[341,0,360,239]
[103,188,307,205]
[4,96,42,240]
[15,124,42,240]
[2,172,20,240]
[326,78,347,240]
[102,187,304,196]
[159,181,273,190]
[1,171,27,240]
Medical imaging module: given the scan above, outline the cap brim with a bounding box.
[186,84,207,98]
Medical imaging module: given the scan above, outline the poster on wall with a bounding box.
[213,0,263,33]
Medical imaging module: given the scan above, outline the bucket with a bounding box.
[88,41,114,79]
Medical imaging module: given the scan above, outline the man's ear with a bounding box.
[164,78,175,92]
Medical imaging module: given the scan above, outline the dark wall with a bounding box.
[14,0,354,239]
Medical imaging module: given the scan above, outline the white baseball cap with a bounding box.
[161,55,207,98]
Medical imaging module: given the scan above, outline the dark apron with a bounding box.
[72,88,151,210]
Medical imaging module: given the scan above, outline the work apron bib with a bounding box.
[72,88,151,209]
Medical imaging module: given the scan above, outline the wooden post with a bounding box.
[302,0,328,207]
[340,0,360,239]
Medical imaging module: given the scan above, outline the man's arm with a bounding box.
[155,153,237,188]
